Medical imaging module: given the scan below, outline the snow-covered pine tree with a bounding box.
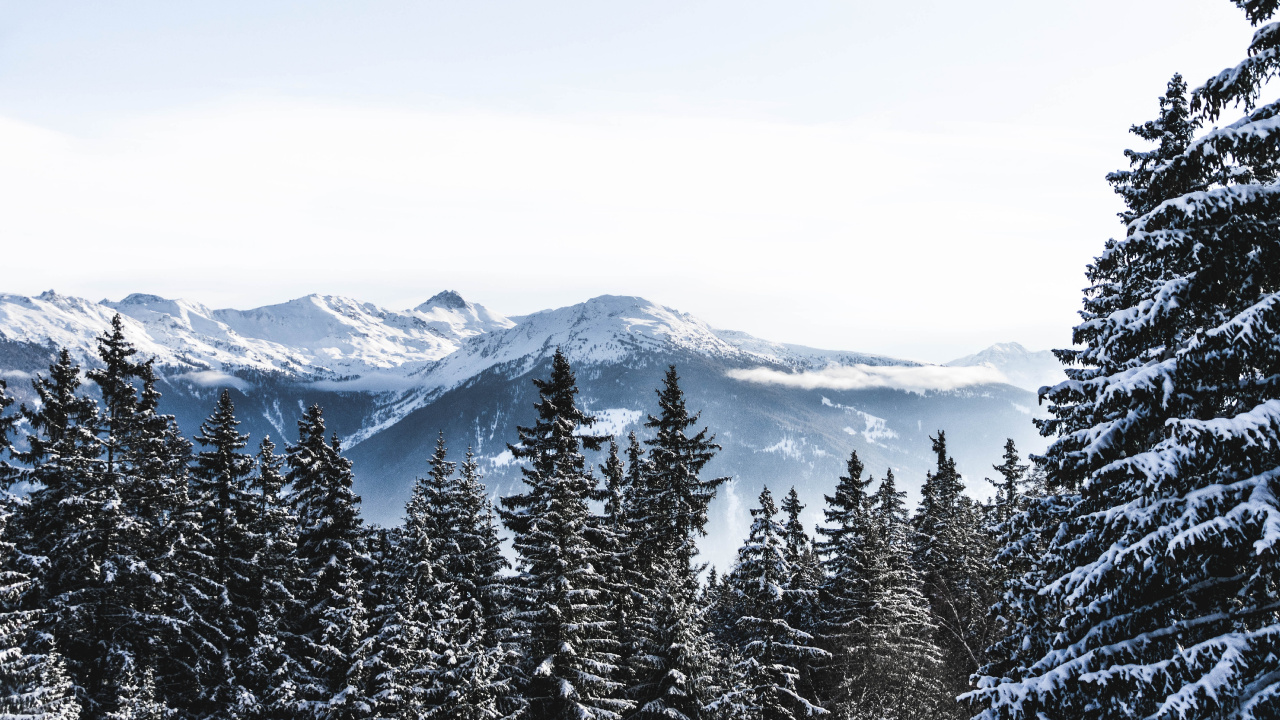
[243,437,302,720]
[838,469,943,720]
[392,434,510,720]
[0,494,80,720]
[629,366,727,720]
[779,488,821,708]
[719,487,828,720]
[971,8,1280,713]
[106,664,175,720]
[812,451,874,707]
[910,432,994,711]
[593,440,640,699]
[986,439,1028,529]
[499,349,629,720]
[287,406,371,720]
[120,360,216,716]
[10,349,102,711]
[447,447,518,719]
[0,380,16,486]
[192,389,260,716]
[362,526,410,720]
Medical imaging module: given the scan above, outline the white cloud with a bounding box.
[176,370,250,390]
[727,364,1009,394]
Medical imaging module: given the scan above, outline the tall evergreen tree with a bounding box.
[719,487,827,720]
[10,349,102,711]
[843,470,941,720]
[911,431,993,710]
[499,349,629,720]
[192,390,259,716]
[973,12,1280,715]
[629,367,726,720]
[0,495,80,720]
[812,451,874,707]
[0,379,17,486]
[287,406,371,720]
[244,437,302,720]
[986,439,1028,529]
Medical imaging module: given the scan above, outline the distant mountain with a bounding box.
[0,290,1047,571]
[946,342,1066,394]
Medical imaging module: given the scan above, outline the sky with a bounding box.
[0,0,1258,362]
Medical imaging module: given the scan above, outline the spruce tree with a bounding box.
[720,487,827,720]
[629,366,727,720]
[911,431,993,710]
[499,349,628,720]
[0,497,80,720]
[972,11,1280,715]
[192,389,259,716]
[812,451,874,707]
[986,439,1028,529]
[287,406,371,720]
[0,379,16,486]
[10,349,102,711]
[844,470,941,720]
[244,437,302,720]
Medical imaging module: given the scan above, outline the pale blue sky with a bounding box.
[0,1,1255,361]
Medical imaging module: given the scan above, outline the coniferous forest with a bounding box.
[5,2,1280,719]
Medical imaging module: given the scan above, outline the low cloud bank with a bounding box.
[727,364,1009,394]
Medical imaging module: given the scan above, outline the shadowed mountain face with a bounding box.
[0,290,1049,570]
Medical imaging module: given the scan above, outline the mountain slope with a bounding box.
[0,290,1046,570]
[946,341,1066,393]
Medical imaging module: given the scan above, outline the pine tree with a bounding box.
[972,13,1280,715]
[244,437,302,720]
[106,664,175,720]
[362,526,410,720]
[593,440,640,701]
[0,380,17,486]
[812,451,874,707]
[119,361,215,716]
[986,439,1028,529]
[720,487,828,720]
[0,495,80,720]
[629,366,727,720]
[10,349,102,711]
[840,470,942,720]
[287,406,371,720]
[910,431,993,711]
[499,349,629,720]
[778,488,821,707]
[192,389,259,716]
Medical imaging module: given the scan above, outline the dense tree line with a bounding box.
[0,314,1046,720]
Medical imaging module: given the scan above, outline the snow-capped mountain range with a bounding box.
[0,290,1055,570]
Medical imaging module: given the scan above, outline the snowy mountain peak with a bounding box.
[410,291,514,339]
[946,342,1065,392]
[419,290,468,311]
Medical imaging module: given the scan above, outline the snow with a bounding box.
[586,408,642,438]
[946,342,1066,392]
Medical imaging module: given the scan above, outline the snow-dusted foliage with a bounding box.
[498,349,630,720]
[286,406,372,720]
[970,5,1280,717]
[716,487,829,720]
[626,367,728,720]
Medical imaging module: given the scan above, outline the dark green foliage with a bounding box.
[911,432,995,711]
[973,11,1280,716]
[499,349,628,720]
[719,487,828,720]
[192,390,259,716]
[287,405,371,720]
